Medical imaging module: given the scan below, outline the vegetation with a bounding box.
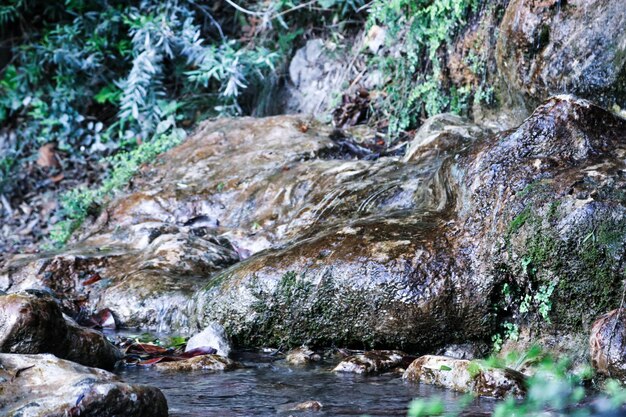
[0,0,367,245]
[408,348,626,417]
[366,0,492,136]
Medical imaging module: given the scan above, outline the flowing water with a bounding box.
[117,351,496,417]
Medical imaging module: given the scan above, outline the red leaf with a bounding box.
[180,346,217,358]
[92,308,116,329]
[134,343,169,355]
[83,273,101,286]
[137,357,166,366]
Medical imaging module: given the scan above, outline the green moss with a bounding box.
[508,207,532,236]
[496,197,626,339]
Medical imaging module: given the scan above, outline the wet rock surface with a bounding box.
[0,353,167,417]
[0,293,119,369]
[185,322,231,357]
[496,0,626,110]
[333,350,410,375]
[403,355,526,399]
[2,97,625,354]
[154,354,237,372]
[590,309,626,380]
[285,346,322,366]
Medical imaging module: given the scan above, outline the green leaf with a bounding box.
[94,84,122,105]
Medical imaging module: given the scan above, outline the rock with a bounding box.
[63,318,121,370]
[185,322,231,357]
[333,350,408,375]
[3,97,626,355]
[496,0,626,111]
[3,229,241,332]
[403,355,526,399]
[0,293,67,354]
[437,343,488,360]
[590,309,626,380]
[403,113,488,162]
[0,353,167,417]
[462,96,626,336]
[287,401,323,411]
[154,354,237,372]
[285,346,321,366]
[0,294,120,370]
[285,39,345,116]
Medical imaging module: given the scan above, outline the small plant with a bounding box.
[407,349,626,417]
[365,0,485,139]
[49,128,185,246]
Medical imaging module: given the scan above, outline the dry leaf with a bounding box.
[50,173,64,183]
[36,143,60,168]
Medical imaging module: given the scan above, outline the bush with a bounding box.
[0,0,367,244]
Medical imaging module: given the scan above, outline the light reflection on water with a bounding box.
[116,351,496,417]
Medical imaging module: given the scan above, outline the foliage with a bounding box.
[407,349,626,417]
[366,0,486,138]
[49,128,185,246]
[0,0,367,244]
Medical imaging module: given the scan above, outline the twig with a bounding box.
[187,0,225,40]
[223,0,265,16]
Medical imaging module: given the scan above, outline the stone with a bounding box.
[333,350,408,375]
[154,354,237,372]
[288,401,323,411]
[185,322,231,357]
[496,0,626,111]
[0,294,120,370]
[590,309,626,380]
[403,355,526,399]
[437,343,488,361]
[285,346,321,366]
[3,97,626,355]
[285,39,348,116]
[0,353,167,417]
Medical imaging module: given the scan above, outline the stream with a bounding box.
[117,350,497,417]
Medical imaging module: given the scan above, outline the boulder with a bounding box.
[2,98,625,354]
[285,39,346,116]
[496,0,626,111]
[154,354,237,372]
[590,309,626,380]
[0,293,120,369]
[403,355,526,399]
[333,350,408,375]
[285,346,321,366]
[0,353,167,417]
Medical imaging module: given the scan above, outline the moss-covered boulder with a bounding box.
[2,98,625,355]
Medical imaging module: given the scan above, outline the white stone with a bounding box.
[185,322,231,357]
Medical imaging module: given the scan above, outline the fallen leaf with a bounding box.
[36,143,60,168]
[180,346,217,358]
[50,173,64,183]
[134,343,169,355]
[91,308,116,329]
[82,273,101,285]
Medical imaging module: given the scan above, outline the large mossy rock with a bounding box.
[0,353,167,417]
[464,96,626,338]
[2,100,625,353]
